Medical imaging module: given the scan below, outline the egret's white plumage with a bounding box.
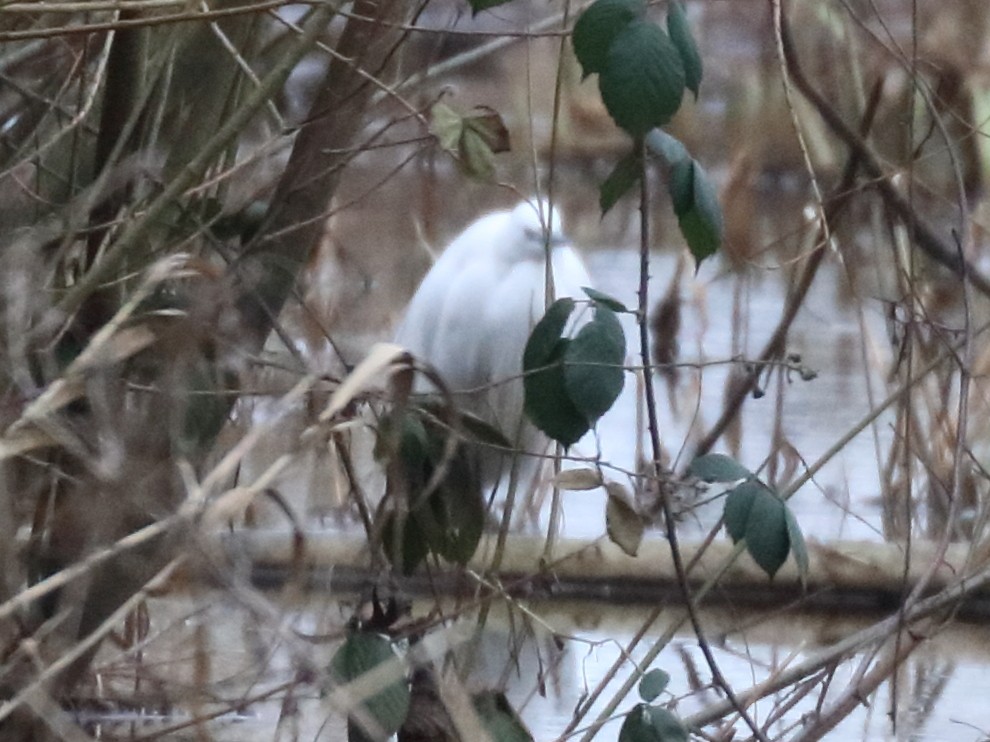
[395,199,592,485]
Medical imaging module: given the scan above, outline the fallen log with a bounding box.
[214,531,990,619]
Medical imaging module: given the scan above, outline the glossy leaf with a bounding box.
[564,306,626,425]
[572,0,646,78]
[606,482,643,557]
[583,286,630,313]
[599,21,686,137]
[639,668,670,702]
[687,453,752,483]
[666,1,703,98]
[600,149,642,214]
[329,633,409,742]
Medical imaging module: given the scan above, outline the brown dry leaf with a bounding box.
[320,342,409,423]
[605,482,644,557]
[552,467,603,491]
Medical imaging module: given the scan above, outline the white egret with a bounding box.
[395,199,592,488]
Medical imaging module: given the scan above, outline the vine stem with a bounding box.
[633,142,770,742]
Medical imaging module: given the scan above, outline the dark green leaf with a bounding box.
[600,150,642,214]
[523,297,575,371]
[430,466,485,565]
[606,483,643,557]
[524,299,590,447]
[583,286,630,313]
[472,691,533,742]
[645,129,690,167]
[620,703,686,742]
[669,160,723,264]
[572,0,646,78]
[639,669,670,702]
[666,1,703,98]
[785,505,809,584]
[381,510,430,575]
[564,307,626,425]
[524,339,589,447]
[723,479,761,543]
[645,706,689,741]
[744,488,790,578]
[598,21,686,137]
[687,453,752,483]
[329,633,409,742]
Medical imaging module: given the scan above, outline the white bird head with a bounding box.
[502,199,569,262]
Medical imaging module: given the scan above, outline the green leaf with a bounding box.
[645,706,689,741]
[472,691,533,742]
[619,703,687,742]
[645,129,690,167]
[600,149,642,214]
[724,481,794,579]
[583,286,630,313]
[524,299,590,447]
[329,633,410,741]
[669,159,723,264]
[745,488,790,578]
[785,506,810,584]
[598,21,686,137]
[606,482,643,557]
[723,479,761,543]
[666,1,703,98]
[687,453,752,483]
[639,669,670,702]
[564,306,626,425]
[524,340,589,447]
[523,297,575,370]
[572,0,646,78]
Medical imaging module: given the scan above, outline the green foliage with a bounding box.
[329,633,410,742]
[583,286,631,313]
[572,0,646,78]
[638,668,671,702]
[598,21,686,137]
[687,452,751,483]
[666,1,703,98]
[523,296,627,447]
[689,454,810,581]
[573,1,722,259]
[619,703,689,742]
[600,150,643,215]
[378,407,486,574]
[669,158,724,264]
